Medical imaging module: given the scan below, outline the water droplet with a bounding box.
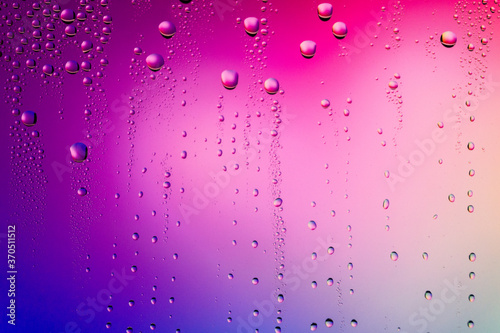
[327,247,334,255]
[350,319,358,327]
[469,253,476,262]
[264,78,279,94]
[310,323,318,331]
[251,240,258,248]
[332,22,347,39]
[347,262,353,270]
[70,143,88,162]
[425,290,433,300]
[81,40,93,53]
[467,205,474,213]
[325,318,334,327]
[448,194,455,202]
[159,21,176,38]
[65,60,79,74]
[317,3,333,21]
[253,189,259,196]
[21,111,37,126]
[132,233,139,240]
[390,251,399,261]
[300,40,317,58]
[388,80,398,89]
[469,272,476,279]
[468,294,475,302]
[252,278,259,285]
[308,220,317,230]
[440,31,457,47]
[77,187,87,196]
[422,252,429,261]
[244,17,259,36]
[321,99,330,108]
[467,321,474,328]
[146,54,164,71]
[467,142,475,150]
[467,43,475,51]
[42,64,54,75]
[327,278,334,286]
[273,198,283,207]
[277,294,284,303]
[221,70,239,90]
[61,8,76,23]
[383,199,390,209]
[311,281,317,288]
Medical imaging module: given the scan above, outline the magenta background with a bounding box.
[1,0,500,332]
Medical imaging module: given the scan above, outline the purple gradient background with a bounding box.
[1,0,500,332]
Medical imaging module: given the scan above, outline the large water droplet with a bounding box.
[159,21,176,38]
[273,198,283,207]
[77,187,87,196]
[425,290,433,300]
[332,22,347,39]
[146,54,164,71]
[300,40,317,58]
[81,40,93,53]
[317,3,333,21]
[70,142,88,162]
[325,318,334,327]
[60,9,76,23]
[244,17,259,36]
[264,78,279,94]
[221,70,239,90]
[350,319,358,327]
[65,60,79,74]
[440,31,457,47]
[21,111,37,126]
[469,253,476,262]
[390,251,399,261]
[388,80,398,89]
